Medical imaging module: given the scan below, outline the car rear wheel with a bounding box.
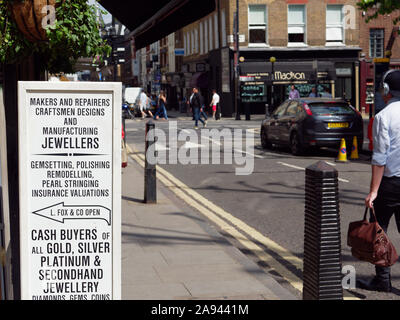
[261,128,272,149]
[290,132,303,156]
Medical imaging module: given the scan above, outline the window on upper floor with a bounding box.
[248,5,267,45]
[370,29,385,58]
[326,5,344,45]
[288,5,306,45]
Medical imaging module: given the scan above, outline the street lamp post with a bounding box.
[270,57,276,114]
[234,0,241,120]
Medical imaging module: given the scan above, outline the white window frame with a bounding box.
[326,4,345,46]
[200,22,204,54]
[195,28,199,53]
[186,32,191,55]
[191,30,195,54]
[214,13,219,49]
[221,9,227,47]
[287,4,307,47]
[209,16,213,51]
[204,20,209,53]
[184,33,187,56]
[369,28,385,58]
[248,4,268,47]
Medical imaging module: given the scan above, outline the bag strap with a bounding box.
[363,207,378,221]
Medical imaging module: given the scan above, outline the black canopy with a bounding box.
[100,0,216,49]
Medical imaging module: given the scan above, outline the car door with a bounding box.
[278,101,300,143]
[268,101,289,141]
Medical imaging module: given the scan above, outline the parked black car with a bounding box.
[260,98,364,155]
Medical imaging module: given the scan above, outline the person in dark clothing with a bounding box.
[189,87,205,129]
[199,92,208,125]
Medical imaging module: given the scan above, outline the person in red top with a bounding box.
[122,124,127,168]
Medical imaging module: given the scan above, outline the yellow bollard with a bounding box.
[335,138,348,163]
[350,136,359,160]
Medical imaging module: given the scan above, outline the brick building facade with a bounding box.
[358,10,400,62]
[175,0,364,115]
[358,10,400,115]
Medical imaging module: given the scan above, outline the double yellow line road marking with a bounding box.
[126,143,358,299]
[126,143,303,292]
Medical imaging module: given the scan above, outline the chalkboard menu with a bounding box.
[241,83,267,102]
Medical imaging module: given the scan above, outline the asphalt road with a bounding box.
[124,113,400,300]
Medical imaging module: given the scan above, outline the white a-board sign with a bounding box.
[18,82,121,300]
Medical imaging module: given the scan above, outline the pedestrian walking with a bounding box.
[289,85,300,100]
[154,91,168,120]
[122,123,127,168]
[188,91,195,120]
[360,69,400,292]
[210,88,221,120]
[143,92,154,118]
[190,87,205,129]
[199,92,208,126]
[139,89,149,118]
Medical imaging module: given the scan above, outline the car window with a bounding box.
[273,101,289,117]
[285,101,300,116]
[308,103,356,115]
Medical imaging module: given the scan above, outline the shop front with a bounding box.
[238,48,361,115]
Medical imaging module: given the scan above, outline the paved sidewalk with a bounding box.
[121,154,297,300]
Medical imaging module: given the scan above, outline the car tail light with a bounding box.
[303,103,313,116]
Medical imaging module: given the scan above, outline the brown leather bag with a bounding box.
[347,207,398,267]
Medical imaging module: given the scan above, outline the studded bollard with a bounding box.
[303,161,343,300]
[144,120,157,204]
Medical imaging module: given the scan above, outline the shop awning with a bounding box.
[100,0,216,49]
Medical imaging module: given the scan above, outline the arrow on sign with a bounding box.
[32,203,111,225]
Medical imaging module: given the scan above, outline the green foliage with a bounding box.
[357,0,400,24]
[0,0,111,73]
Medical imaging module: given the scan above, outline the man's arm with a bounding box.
[365,114,389,208]
[365,165,385,208]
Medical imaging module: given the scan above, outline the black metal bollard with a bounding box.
[303,161,343,300]
[144,120,157,204]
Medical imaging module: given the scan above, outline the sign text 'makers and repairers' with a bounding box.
[30,97,111,150]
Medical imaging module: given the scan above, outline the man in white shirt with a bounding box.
[361,69,400,293]
[210,89,220,120]
[139,89,149,119]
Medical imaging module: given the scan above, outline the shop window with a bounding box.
[326,5,344,44]
[288,5,306,44]
[248,5,267,45]
[241,83,267,102]
[370,29,384,58]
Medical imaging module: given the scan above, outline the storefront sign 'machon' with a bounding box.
[274,71,306,81]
